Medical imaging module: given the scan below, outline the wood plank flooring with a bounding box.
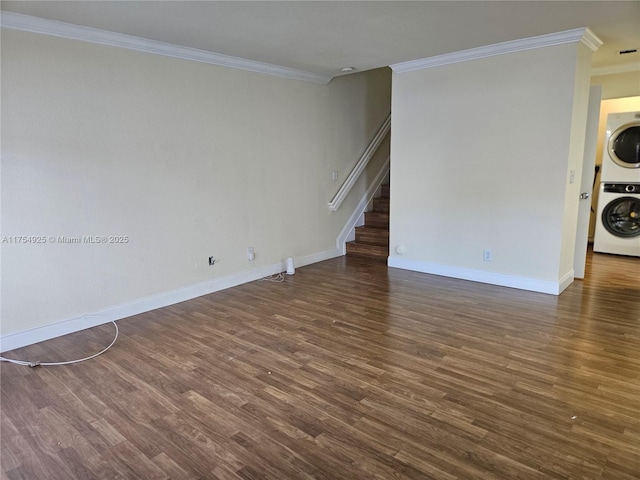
[2,249,639,479]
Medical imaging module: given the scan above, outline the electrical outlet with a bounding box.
[332,171,339,181]
[208,256,216,266]
[483,249,492,262]
[247,247,255,261]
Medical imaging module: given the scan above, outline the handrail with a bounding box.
[328,113,391,212]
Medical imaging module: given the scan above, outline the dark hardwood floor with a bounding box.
[2,249,639,479]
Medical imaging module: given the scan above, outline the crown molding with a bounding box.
[579,28,603,52]
[391,28,602,74]
[0,12,332,85]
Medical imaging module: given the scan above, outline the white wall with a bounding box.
[558,43,595,280]
[389,41,594,294]
[0,29,391,348]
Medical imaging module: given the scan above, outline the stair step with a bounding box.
[346,181,390,262]
[355,226,389,246]
[364,211,389,228]
[346,241,388,260]
[373,196,390,213]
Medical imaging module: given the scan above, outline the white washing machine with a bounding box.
[593,182,640,257]
[600,111,640,183]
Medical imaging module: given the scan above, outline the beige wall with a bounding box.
[591,70,640,100]
[0,29,391,340]
[389,41,593,293]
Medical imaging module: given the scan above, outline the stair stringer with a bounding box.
[335,156,390,255]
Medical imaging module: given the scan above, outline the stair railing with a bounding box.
[328,113,391,212]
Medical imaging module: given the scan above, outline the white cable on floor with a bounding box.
[0,321,119,367]
[259,272,286,283]
[250,259,286,282]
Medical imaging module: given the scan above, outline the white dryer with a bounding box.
[600,111,640,183]
[593,182,640,257]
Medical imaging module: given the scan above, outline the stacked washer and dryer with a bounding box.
[593,111,640,257]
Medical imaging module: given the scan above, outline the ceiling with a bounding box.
[1,1,639,80]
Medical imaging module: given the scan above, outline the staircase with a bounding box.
[346,183,389,261]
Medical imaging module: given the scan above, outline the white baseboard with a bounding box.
[295,247,343,269]
[387,256,574,295]
[557,269,575,294]
[0,248,342,353]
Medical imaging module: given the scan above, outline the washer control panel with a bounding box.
[603,183,640,194]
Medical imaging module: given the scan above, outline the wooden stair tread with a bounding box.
[355,225,389,232]
[346,241,388,260]
[365,211,389,218]
[355,225,389,246]
[364,211,389,228]
[373,197,390,213]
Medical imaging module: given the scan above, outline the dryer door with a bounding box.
[601,196,640,237]
[608,123,640,169]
